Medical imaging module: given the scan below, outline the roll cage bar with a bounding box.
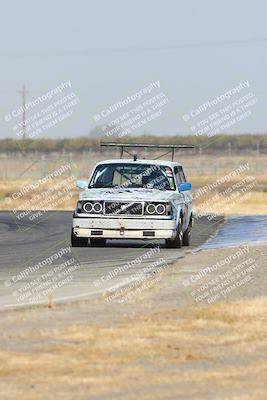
[100,142,194,161]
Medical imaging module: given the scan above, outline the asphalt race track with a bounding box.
[0,211,225,309]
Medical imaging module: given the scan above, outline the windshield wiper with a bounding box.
[89,183,113,188]
[127,183,144,188]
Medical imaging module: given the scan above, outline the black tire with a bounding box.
[71,230,88,247]
[165,217,183,248]
[90,238,107,247]
[183,216,192,246]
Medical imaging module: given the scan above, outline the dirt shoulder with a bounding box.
[0,243,267,400]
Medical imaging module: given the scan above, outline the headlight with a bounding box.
[145,202,170,215]
[146,203,156,214]
[92,202,102,213]
[83,202,93,212]
[156,204,166,214]
[79,201,103,214]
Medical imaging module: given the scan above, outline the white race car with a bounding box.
[72,143,193,248]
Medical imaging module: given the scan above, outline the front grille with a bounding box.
[104,201,143,216]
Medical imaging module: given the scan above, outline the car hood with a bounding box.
[79,188,178,202]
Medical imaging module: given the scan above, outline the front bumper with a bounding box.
[72,217,176,240]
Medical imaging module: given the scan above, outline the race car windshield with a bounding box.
[89,163,176,191]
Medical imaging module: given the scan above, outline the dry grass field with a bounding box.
[1,299,267,400]
[1,243,267,400]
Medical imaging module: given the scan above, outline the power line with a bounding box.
[3,37,267,57]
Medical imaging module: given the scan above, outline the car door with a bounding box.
[176,166,192,230]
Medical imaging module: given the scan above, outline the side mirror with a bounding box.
[76,180,88,190]
[178,182,192,192]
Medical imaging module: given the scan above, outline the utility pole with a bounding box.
[17,84,29,140]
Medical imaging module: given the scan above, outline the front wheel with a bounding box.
[90,238,107,247]
[165,217,183,248]
[183,217,192,246]
[71,230,88,247]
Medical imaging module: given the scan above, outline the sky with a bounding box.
[0,0,266,138]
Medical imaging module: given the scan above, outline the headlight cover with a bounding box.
[145,202,172,216]
[77,201,103,214]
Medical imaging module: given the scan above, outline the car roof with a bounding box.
[95,159,183,168]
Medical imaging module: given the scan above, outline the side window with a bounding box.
[174,166,182,184]
[178,167,187,182]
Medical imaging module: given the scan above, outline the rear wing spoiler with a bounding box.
[100,142,194,161]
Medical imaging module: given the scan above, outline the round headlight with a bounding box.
[93,202,102,213]
[146,203,156,214]
[156,204,166,215]
[83,202,93,212]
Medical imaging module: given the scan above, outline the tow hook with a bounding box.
[120,227,125,235]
